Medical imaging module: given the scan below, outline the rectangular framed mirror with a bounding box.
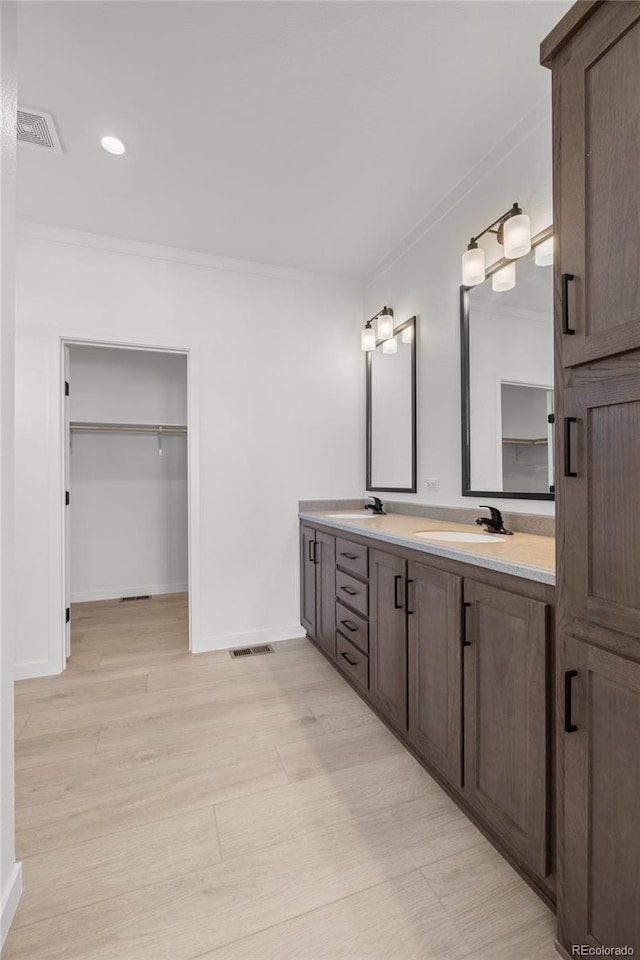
[366,315,417,493]
[461,227,554,501]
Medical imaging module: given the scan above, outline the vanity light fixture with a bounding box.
[492,261,516,292]
[382,336,398,355]
[361,306,394,351]
[462,202,532,285]
[535,236,554,266]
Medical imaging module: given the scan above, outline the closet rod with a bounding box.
[69,422,187,434]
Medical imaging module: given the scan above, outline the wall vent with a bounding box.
[17,107,63,154]
[229,645,274,658]
[120,595,152,603]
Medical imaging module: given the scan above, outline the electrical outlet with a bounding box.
[425,478,440,491]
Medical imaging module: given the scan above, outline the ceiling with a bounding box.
[16,1,570,278]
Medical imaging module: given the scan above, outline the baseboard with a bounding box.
[14,659,61,680]
[1,862,22,947]
[70,583,188,603]
[194,624,306,653]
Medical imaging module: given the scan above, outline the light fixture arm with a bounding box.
[368,305,393,325]
[467,203,522,250]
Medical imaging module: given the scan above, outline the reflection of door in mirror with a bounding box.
[500,383,553,494]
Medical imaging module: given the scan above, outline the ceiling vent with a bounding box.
[17,107,63,154]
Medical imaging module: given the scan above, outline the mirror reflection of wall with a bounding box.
[464,237,554,498]
[367,318,416,493]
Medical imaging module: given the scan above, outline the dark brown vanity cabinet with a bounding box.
[543,1,640,951]
[562,636,640,950]
[547,1,640,368]
[369,548,408,731]
[299,524,335,659]
[407,561,462,788]
[463,581,550,880]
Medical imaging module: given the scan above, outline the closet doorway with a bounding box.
[62,342,190,664]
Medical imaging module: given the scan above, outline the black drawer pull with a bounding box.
[308,539,314,563]
[340,552,358,561]
[565,670,578,733]
[340,585,357,596]
[340,619,357,633]
[394,575,403,610]
[340,651,358,667]
[562,273,575,335]
[463,602,472,647]
[564,417,577,478]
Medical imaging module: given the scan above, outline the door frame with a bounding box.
[59,335,198,666]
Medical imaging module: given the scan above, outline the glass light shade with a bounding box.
[462,246,485,286]
[382,336,398,355]
[377,312,394,341]
[503,213,531,259]
[535,236,554,266]
[492,261,516,292]
[361,326,376,352]
[401,326,413,344]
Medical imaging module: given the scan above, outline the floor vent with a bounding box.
[230,645,274,659]
[17,107,64,153]
[120,595,152,603]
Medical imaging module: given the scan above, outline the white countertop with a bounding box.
[298,510,555,586]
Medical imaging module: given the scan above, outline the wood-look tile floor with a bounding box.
[6,594,559,960]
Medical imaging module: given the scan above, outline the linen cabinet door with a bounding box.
[463,580,550,879]
[563,375,640,639]
[300,524,317,637]
[407,561,462,788]
[556,2,640,367]
[369,548,407,732]
[314,531,336,659]
[561,636,640,953]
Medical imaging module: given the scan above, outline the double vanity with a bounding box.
[299,505,555,906]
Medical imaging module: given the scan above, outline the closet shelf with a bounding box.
[70,421,187,434]
[502,437,548,446]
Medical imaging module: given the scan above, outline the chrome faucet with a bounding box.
[365,497,386,516]
[476,505,513,535]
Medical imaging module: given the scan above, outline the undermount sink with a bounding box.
[412,530,506,544]
[327,512,376,520]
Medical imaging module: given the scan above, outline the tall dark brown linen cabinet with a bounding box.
[542,2,640,953]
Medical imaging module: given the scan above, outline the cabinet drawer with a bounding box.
[336,633,369,691]
[336,569,369,617]
[335,601,368,655]
[336,538,368,579]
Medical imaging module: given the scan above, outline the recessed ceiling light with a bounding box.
[100,135,126,156]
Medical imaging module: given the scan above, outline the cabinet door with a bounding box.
[561,636,640,952]
[369,548,407,731]
[464,580,550,878]
[407,561,462,788]
[557,2,640,367]
[315,531,336,659]
[300,524,317,637]
[563,374,640,639]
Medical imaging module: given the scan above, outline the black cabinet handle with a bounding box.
[308,540,314,563]
[340,552,358,561]
[340,619,357,633]
[340,651,358,667]
[340,585,357,596]
[407,579,414,615]
[463,602,472,646]
[564,670,578,733]
[562,273,575,335]
[564,417,577,478]
[394,575,403,610]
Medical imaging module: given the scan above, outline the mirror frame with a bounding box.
[366,315,417,493]
[460,226,554,502]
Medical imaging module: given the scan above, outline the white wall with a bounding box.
[364,103,555,516]
[69,346,188,602]
[0,2,22,945]
[14,225,363,677]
